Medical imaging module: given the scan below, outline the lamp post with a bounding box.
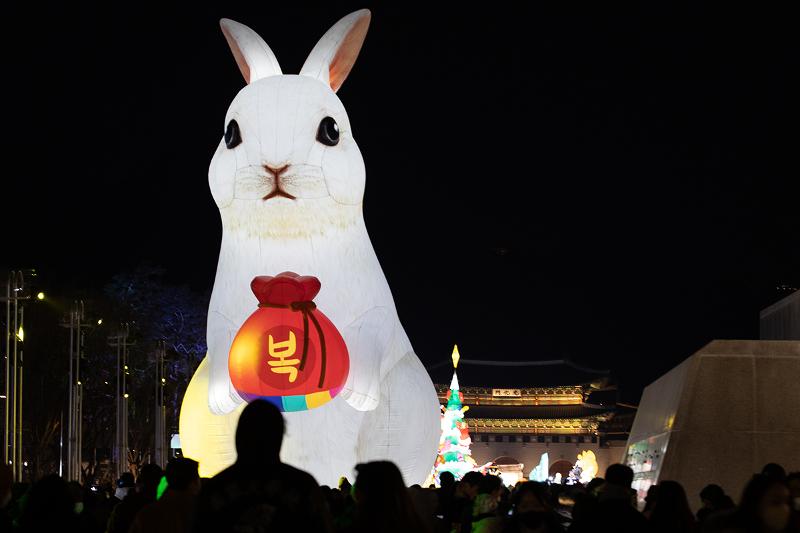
[3,270,31,481]
[60,301,92,482]
[108,324,133,477]
[154,340,167,468]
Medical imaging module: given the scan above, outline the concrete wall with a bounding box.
[626,340,800,511]
[760,290,800,340]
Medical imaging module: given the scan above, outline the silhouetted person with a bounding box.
[647,480,696,532]
[0,464,14,531]
[113,472,135,503]
[502,481,564,532]
[339,476,353,494]
[193,399,332,533]
[472,474,504,533]
[106,463,164,533]
[696,483,734,525]
[440,471,456,492]
[568,464,647,533]
[409,484,440,532]
[788,472,800,531]
[762,463,788,482]
[642,484,659,518]
[446,471,483,533]
[130,457,200,533]
[705,474,794,532]
[349,460,432,533]
[436,471,457,532]
[569,477,603,525]
[17,474,78,532]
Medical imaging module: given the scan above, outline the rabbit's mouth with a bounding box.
[262,187,296,201]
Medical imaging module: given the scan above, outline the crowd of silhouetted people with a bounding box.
[1,399,798,532]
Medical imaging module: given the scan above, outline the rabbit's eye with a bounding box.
[316,117,340,147]
[224,119,242,149]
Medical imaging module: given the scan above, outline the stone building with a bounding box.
[428,359,634,483]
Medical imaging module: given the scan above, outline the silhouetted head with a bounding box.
[477,474,503,496]
[604,464,634,488]
[787,472,800,499]
[761,463,787,481]
[650,481,695,528]
[166,458,200,493]
[117,472,135,488]
[439,471,455,492]
[585,477,604,494]
[699,483,733,509]
[644,484,659,511]
[18,474,75,530]
[738,474,791,531]
[353,461,427,532]
[353,461,406,503]
[512,481,551,512]
[459,471,484,500]
[137,464,164,499]
[235,399,285,464]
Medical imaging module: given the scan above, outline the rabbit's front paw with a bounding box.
[207,311,243,415]
[340,385,380,411]
[208,380,244,415]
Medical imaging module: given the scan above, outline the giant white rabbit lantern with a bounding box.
[178,10,440,486]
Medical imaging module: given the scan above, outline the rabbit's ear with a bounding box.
[220,18,282,84]
[300,9,371,93]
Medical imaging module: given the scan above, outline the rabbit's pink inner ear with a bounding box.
[222,27,252,83]
[328,13,371,92]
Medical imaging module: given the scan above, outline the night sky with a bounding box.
[4,4,797,402]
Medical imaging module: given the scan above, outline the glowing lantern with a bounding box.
[228,272,349,412]
[575,450,599,484]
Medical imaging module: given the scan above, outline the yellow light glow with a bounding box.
[97,319,103,325]
[179,356,246,478]
[36,292,45,300]
[123,393,129,398]
[452,345,460,369]
[161,378,166,383]
[575,450,599,484]
[16,327,24,342]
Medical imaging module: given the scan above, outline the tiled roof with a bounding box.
[427,358,611,389]
[465,403,614,420]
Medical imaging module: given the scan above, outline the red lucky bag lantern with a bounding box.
[228,272,349,412]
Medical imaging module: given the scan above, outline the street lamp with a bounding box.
[36,292,45,301]
[109,324,134,478]
[60,300,93,483]
[3,269,35,482]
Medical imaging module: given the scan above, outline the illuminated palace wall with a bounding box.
[625,340,800,511]
[179,10,439,486]
[437,384,630,481]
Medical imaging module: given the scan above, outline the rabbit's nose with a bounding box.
[264,164,290,177]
